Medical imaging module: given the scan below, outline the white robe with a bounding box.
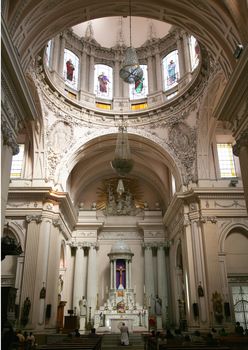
[120,325,129,345]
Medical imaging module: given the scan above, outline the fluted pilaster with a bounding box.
[87,243,98,319]
[144,244,155,313]
[73,244,87,314]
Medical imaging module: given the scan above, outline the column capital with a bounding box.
[26,215,42,223]
[1,121,19,155]
[233,130,248,156]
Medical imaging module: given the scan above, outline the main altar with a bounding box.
[92,241,148,332]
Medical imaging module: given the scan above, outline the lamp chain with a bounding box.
[129,0,132,47]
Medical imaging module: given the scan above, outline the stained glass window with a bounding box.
[45,40,52,68]
[129,65,148,100]
[162,50,179,91]
[189,36,200,71]
[94,64,113,99]
[64,49,79,90]
[10,144,24,178]
[232,285,248,331]
[217,143,236,177]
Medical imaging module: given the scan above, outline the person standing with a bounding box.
[120,322,129,346]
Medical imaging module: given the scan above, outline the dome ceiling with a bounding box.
[72,17,171,48]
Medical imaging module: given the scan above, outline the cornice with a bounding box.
[1,17,38,125]
[7,187,77,229]
[163,187,246,227]
[213,44,248,138]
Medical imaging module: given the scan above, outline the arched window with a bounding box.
[94,64,113,99]
[45,40,52,68]
[162,50,179,91]
[129,65,148,100]
[10,144,25,178]
[189,36,200,71]
[217,143,236,177]
[63,49,79,90]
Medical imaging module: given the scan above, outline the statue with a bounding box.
[58,274,64,295]
[154,295,162,315]
[21,297,31,326]
[79,296,87,316]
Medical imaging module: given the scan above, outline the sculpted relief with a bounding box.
[49,121,73,153]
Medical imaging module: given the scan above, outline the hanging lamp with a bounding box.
[119,0,143,84]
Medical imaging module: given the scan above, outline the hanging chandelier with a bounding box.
[111,125,133,177]
[119,0,143,84]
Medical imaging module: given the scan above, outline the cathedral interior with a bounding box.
[1,0,248,342]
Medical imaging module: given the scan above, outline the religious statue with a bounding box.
[116,261,125,290]
[79,296,87,316]
[98,72,110,93]
[154,295,162,315]
[212,291,223,323]
[66,59,75,81]
[167,59,176,85]
[21,297,31,326]
[58,274,64,295]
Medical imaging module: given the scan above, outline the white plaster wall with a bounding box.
[225,232,248,274]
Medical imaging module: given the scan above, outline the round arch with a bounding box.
[5,1,245,76]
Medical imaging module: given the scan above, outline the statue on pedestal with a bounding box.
[79,296,87,316]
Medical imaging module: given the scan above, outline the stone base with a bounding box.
[156,315,163,330]
[79,316,86,332]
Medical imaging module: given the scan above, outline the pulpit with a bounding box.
[64,315,78,332]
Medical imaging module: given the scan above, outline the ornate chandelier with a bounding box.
[119,0,143,84]
[111,125,133,177]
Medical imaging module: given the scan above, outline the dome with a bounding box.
[110,240,131,254]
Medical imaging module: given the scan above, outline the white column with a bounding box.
[51,35,60,72]
[58,34,65,76]
[110,260,113,289]
[147,54,154,93]
[114,59,120,97]
[113,260,117,289]
[129,260,132,289]
[1,123,19,233]
[89,51,95,93]
[80,50,87,91]
[73,245,86,314]
[15,254,24,306]
[182,32,191,74]
[144,244,155,313]
[233,131,248,213]
[155,48,162,91]
[176,33,186,76]
[87,244,98,318]
[157,244,168,325]
[126,260,129,289]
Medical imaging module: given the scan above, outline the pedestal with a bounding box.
[79,316,86,332]
[156,315,163,330]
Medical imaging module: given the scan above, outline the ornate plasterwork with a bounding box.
[1,120,19,155]
[233,130,248,156]
[98,231,142,240]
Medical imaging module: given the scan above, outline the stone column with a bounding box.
[88,50,95,93]
[73,244,87,314]
[144,244,155,314]
[51,35,60,72]
[182,32,191,74]
[20,215,42,328]
[114,58,120,98]
[155,47,162,91]
[128,260,132,289]
[147,54,154,93]
[1,121,19,233]
[176,32,186,77]
[157,244,168,325]
[15,254,24,307]
[87,244,98,319]
[80,50,87,92]
[113,260,117,289]
[58,34,65,77]
[233,130,248,213]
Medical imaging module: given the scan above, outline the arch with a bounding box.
[7,1,243,77]
[54,128,183,195]
[4,221,25,251]
[219,223,248,254]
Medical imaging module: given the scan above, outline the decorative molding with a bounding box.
[1,121,19,155]
[233,130,248,156]
[26,215,42,223]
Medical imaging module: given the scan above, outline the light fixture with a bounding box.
[111,125,133,177]
[119,0,143,84]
